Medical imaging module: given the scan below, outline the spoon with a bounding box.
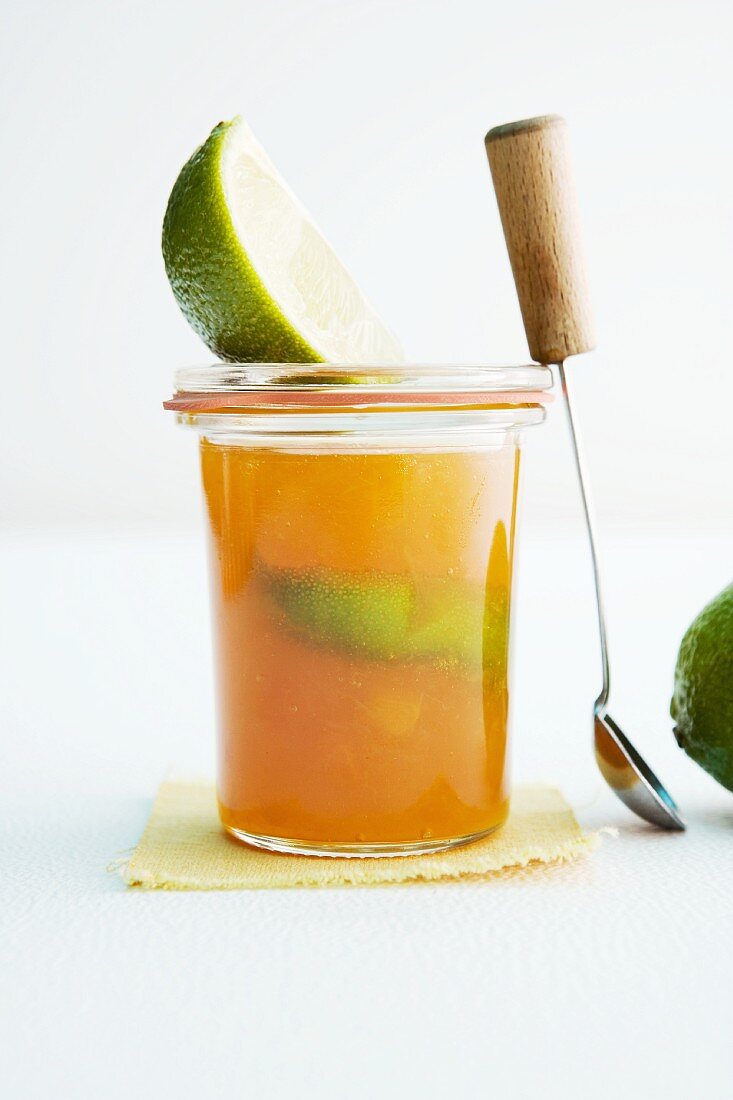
[485,114,685,830]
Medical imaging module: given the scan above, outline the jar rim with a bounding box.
[167,362,553,411]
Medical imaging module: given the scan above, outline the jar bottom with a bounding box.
[224,821,505,859]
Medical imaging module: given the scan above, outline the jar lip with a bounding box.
[171,362,553,399]
[170,404,547,447]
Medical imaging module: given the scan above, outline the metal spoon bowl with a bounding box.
[595,712,685,829]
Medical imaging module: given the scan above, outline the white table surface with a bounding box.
[3,528,732,1099]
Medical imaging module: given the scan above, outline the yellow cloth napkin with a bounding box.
[120,780,598,889]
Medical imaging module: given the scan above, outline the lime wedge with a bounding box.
[162,117,403,364]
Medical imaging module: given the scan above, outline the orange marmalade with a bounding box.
[202,441,518,853]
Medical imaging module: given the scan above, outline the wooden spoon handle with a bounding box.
[485,115,595,364]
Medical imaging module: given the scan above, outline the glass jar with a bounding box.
[166,364,551,856]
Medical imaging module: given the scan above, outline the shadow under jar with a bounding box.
[166,364,551,856]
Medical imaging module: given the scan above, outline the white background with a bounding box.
[2,0,732,532]
[2,3,732,1099]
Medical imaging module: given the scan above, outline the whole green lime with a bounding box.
[671,584,733,792]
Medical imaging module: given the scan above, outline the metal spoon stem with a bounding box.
[558,360,609,711]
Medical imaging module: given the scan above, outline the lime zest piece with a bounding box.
[262,563,509,673]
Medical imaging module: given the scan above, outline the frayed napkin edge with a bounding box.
[113,831,603,891]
